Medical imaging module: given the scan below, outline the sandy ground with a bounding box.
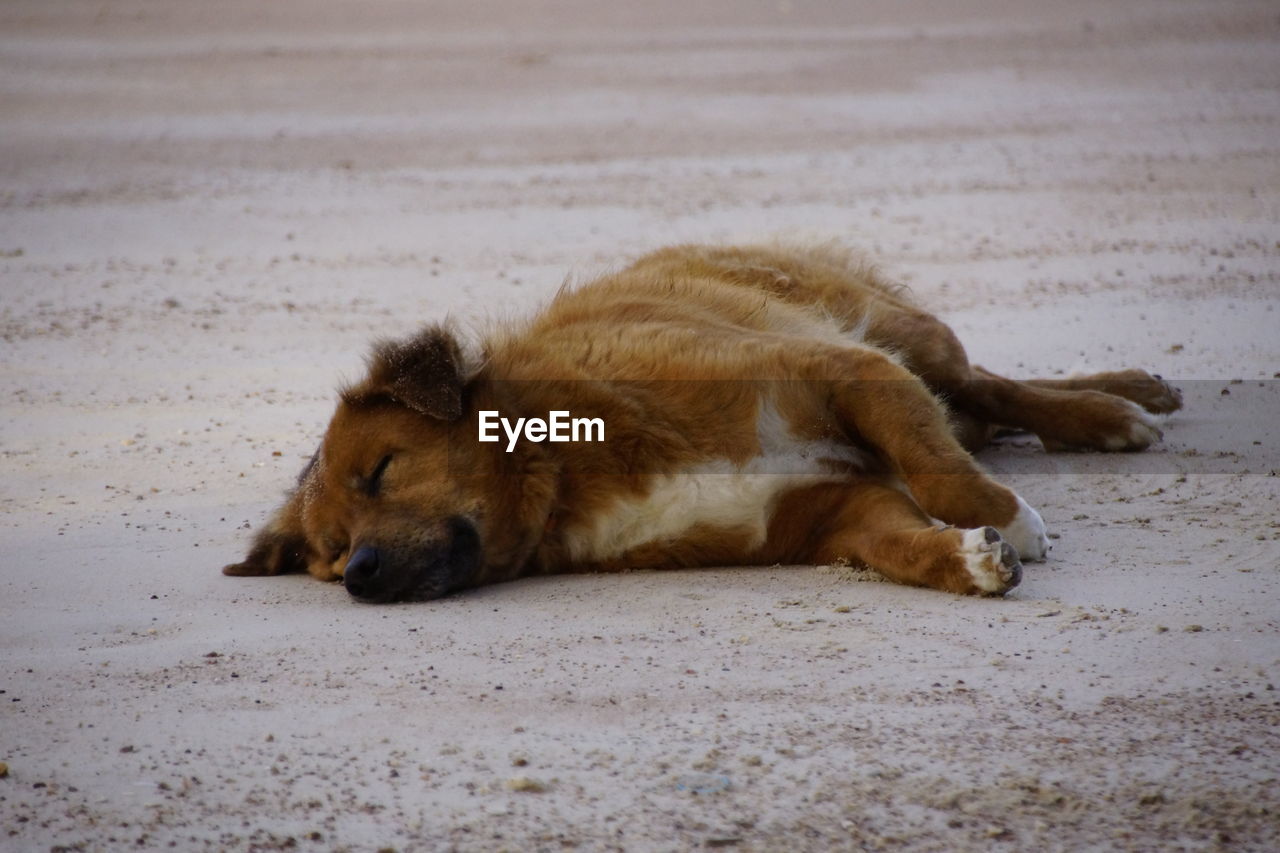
[3,1,1280,849]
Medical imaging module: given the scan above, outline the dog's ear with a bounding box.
[352,325,473,421]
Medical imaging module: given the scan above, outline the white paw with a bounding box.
[998,494,1049,562]
[1104,402,1163,451]
[960,527,1022,594]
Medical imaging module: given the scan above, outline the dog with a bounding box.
[224,243,1181,602]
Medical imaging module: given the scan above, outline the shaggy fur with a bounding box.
[224,243,1181,601]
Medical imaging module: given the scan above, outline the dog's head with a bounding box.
[226,326,557,603]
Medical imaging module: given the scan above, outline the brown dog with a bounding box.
[224,243,1181,601]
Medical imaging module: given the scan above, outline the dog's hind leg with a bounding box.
[803,348,1050,561]
[953,366,1172,452]
[859,307,1177,452]
[801,478,1023,596]
[1014,369,1183,415]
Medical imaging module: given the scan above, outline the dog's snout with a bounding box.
[340,519,482,602]
[343,545,381,599]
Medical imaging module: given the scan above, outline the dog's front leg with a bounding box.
[222,491,314,577]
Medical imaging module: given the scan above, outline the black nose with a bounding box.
[343,546,381,599]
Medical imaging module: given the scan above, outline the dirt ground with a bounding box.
[3,1,1279,850]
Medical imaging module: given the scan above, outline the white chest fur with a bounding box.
[561,402,864,563]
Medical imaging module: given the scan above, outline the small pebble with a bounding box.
[505,776,547,792]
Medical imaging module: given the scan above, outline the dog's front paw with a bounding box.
[959,527,1023,595]
[997,494,1049,562]
[223,529,309,577]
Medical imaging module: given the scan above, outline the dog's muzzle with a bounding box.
[343,516,482,603]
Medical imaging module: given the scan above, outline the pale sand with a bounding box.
[3,1,1279,849]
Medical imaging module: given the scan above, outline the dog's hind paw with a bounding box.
[1105,369,1183,414]
[959,527,1022,595]
[997,494,1049,562]
[1104,403,1163,451]
[1040,394,1165,452]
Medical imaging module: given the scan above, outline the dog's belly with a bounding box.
[561,433,867,565]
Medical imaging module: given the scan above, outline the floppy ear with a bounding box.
[353,325,471,421]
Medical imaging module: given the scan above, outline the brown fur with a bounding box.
[224,243,1181,601]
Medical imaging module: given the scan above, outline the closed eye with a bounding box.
[365,453,393,497]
